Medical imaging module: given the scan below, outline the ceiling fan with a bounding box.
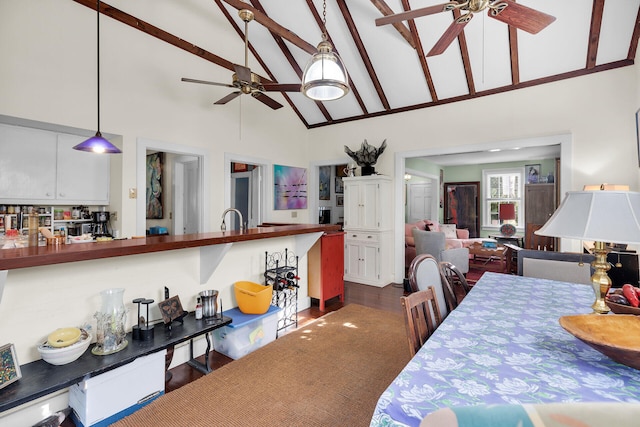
[181,9,300,110]
[375,0,556,57]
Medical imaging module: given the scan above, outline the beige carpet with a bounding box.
[113,304,411,427]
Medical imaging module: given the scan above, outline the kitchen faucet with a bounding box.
[221,208,245,232]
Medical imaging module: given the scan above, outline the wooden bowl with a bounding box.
[559,314,640,370]
[607,300,640,315]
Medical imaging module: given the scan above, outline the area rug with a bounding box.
[113,304,411,427]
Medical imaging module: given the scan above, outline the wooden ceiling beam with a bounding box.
[508,25,520,85]
[248,0,333,123]
[400,0,437,102]
[452,8,475,95]
[337,0,389,111]
[628,5,640,60]
[72,0,237,72]
[586,0,605,69]
[221,0,317,55]
[369,0,416,49]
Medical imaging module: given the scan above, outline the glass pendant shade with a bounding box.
[73,132,121,154]
[302,39,349,101]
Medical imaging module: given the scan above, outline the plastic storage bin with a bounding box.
[234,281,273,314]
[213,305,280,359]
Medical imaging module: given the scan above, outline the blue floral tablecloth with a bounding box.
[370,272,640,427]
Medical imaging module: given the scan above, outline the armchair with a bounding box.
[412,229,469,274]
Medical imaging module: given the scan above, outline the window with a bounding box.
[482,168,524,228]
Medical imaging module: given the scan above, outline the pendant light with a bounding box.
[301,0,349,101]
[73,0,121,154]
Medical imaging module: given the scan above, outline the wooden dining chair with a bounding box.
[409,254,457,318]
[400,287,443,356]
[440,261,471,305]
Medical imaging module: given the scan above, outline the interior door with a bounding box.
[407,180,437,223]
[173,155,200,235]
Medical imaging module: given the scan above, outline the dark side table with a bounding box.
[488,234,524,248]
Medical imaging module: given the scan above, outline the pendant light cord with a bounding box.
[96,0,101,135]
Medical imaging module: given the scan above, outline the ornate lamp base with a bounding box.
[590,241,612,314]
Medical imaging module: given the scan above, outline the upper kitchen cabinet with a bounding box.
[56,134,110,204]
[0,124,110,205]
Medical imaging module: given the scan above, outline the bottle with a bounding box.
[195,297,203,320]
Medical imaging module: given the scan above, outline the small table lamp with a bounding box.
[535,189,640,314]
[498,203,516,236]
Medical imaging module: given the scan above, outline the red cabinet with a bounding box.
[308,232,345,311]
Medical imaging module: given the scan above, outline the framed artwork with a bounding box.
[274,164,308,210]
[636,109,640,167]
[146,152,164,219]
[444,182,480,238]
[233,162,248,173]
[158,296,186,324]
[525,164,541,184]
[0,343,21,390]
[319,165,331,200]
[336,164,348,177]
[336,194,344,207]
[335,177,344,194]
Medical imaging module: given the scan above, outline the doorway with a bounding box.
[136,138,210,235]
[224,153,269,230]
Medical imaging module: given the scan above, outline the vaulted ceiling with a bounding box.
[73,0,640,129]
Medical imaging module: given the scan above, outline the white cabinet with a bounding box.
[56,134,110,204]
[0,124,110,205]
[343,176,391,231]
[343,176,393,287]
[0,124,57,201]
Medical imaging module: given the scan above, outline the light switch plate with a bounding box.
[129,188,137,199]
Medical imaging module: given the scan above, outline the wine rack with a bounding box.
[264,248,299,336]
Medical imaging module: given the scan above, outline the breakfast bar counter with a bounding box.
[0,224,340,270]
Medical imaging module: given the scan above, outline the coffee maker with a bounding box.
[91,211,112,237]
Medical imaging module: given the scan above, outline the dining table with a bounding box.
[370,272,640,427]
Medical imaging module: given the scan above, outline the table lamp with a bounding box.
[498,203,516,236]
[535,189,640,314]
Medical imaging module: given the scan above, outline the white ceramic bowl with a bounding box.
[38,329,92,365]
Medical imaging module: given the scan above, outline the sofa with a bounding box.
[405,219,485,270]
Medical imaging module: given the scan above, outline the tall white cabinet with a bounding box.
[343,175,393,287]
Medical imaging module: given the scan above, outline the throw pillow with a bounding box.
[456,228,469,239]
[441,224,457,239]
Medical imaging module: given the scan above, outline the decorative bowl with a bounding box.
[38,329,92,365]
[606,301,640,315]
[234,281,272,314]
[559,314,640,370]
[47,327,82,348]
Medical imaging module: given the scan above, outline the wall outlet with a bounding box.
[291,211,297,218]
[129,188,137,199]
[112,211,118,221]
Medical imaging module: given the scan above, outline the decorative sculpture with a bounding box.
[344,139,387,175]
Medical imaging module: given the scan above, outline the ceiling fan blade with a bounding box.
[214,91,242,105]
[488,0,556,34]
[181,77,233,88]
[251,92,283,110]
[427,14,471,57]
[375,2,459,26]
[233,64,252,84]
[262,83,301,92]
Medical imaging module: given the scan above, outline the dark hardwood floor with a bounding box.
[60,281,404,426]
[165,280,404,392]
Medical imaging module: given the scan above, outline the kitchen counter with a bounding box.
[0,224,340,270]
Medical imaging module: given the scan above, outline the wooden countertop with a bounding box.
[0,224,340,270]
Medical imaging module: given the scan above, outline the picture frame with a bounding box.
[157,296,186,325]
[273,164,308,210]
[146,152,164,219]
[0,343,22,390]
[319,165,331,200]
[443,182,480,238]
[336,194,344,207]
[525,164,541,184]
[335,176,344,194]
[636,109,640,167]
[233,162,248,173]
[336,164,348,178]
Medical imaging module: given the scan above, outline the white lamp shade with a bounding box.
[536,191,640,244]
[301,42,349,101]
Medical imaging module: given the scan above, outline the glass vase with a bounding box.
[92,288,128,355]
